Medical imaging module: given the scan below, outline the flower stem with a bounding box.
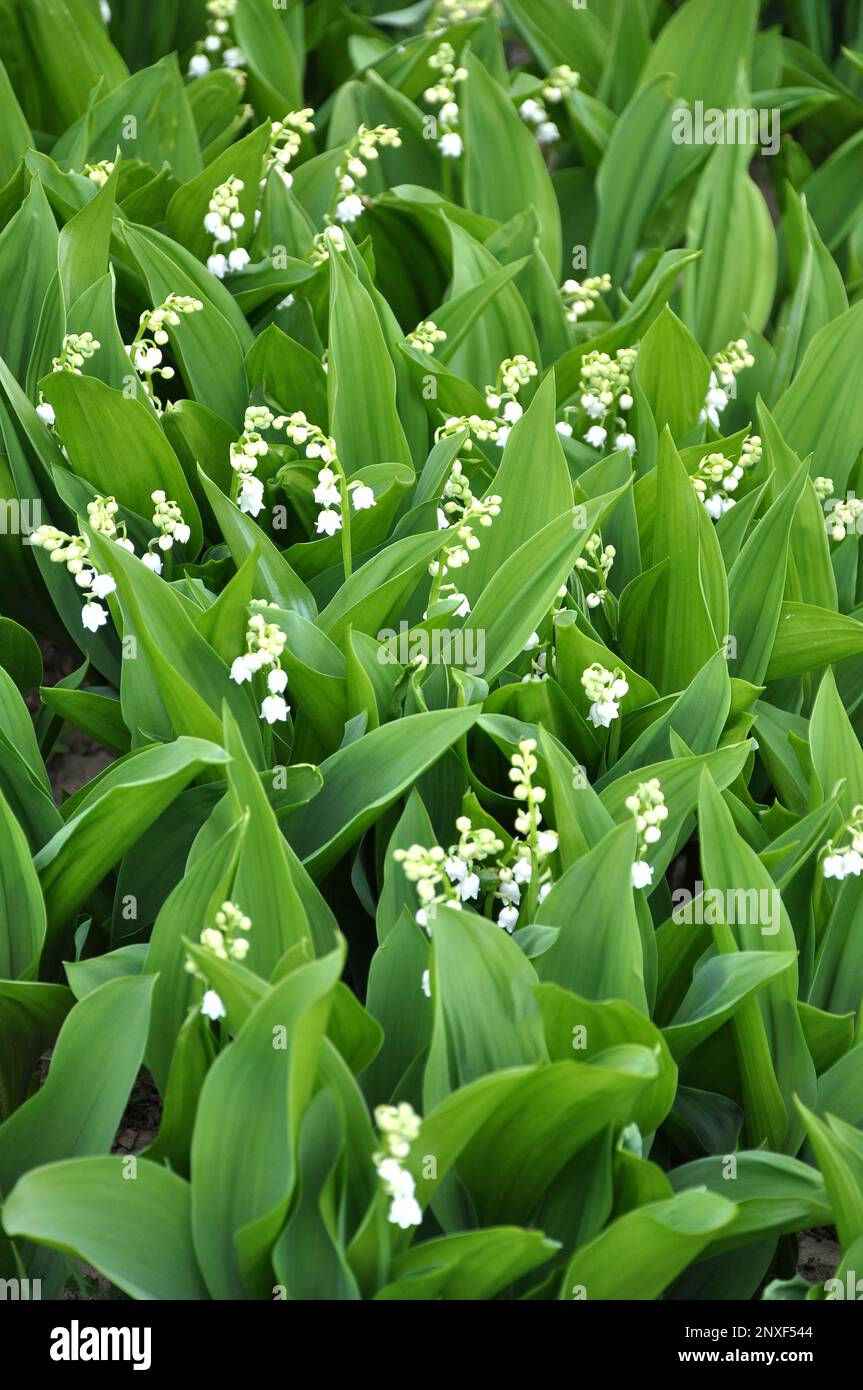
[337,464,353,578]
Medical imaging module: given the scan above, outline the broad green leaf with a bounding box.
[190,948,343,1299]
[561,1190,737,1301]
[283,707,479,877]
[3,1156,208,1300]
[35,738,230,975]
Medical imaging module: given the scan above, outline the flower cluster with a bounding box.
[396,749,557,940]
[188,0,245,78]
[574,347,637,454]
[519,65,579,145]
[423,42,468,159]
[691,452,744,519]
[500,738,558,930]
[427,0,495,28]
[126,295,202,411]
[328,125,402,226]
[230,606,290,724]
[431,458,501,587]
[30,495,129,632]
[581,661,629,728]
[575,532,615,609]
[822,807,863,880]
[145,490,191,573]
[53,331,100,375]
[283,412,375,534]
[626,778,668,889]
[484,355,538,446]
[814,476,834,502]
[406,319,447,354]
[204,177,250,278]
[83,159,114,188]
[700,338,755,428]
[309,225,346,267]
[823,494,863,542]
[373,1103,423,1230]
[263,109,315,190]
[395,820,504,928]
[36,332,101,425]
[560,272,611,324]
[229,405,279,517]
[187,900,253,1022]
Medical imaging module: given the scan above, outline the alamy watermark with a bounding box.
[0,497,42,538]
[377,621,485,674]
[672,102,780,158]
[672,881,780,936]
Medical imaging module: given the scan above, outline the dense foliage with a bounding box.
[1,0,863,1302]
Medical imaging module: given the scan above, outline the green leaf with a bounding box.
[774,301,863,492]
[283,706,479,877]
[0,786,47,980]
[535,821,646,1013]
[41,374,203,556]
[35,738,230,975]
[190,948,343,1299]
[2,1156,208,1300]
[726,461,807,684]
[561,1190,737,1301]
[462,53,561,275]
[327,238,412,478]
[698,771,816,1153]
[0,975,153,1200]
[378,1226,558,1300]
[636,306,710,440]
[0,179,58,384]
[424,904,548,1109]
[0,981,72,1117]
[18,0,128,129]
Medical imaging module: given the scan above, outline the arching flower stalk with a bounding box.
[423,41,467,161]
[581,661,629,728]
[144,491,191,574]
[627,778,667,889]
[262,109,316,191]
[575,532,616,613]
[519,64,580,146]
[229,405,279,518]
[483,355,538,446]
[821,807,863,880]
[205,176,250,279]
[578,346,638,455]
[126,295,203,412]
[395,819,505,931]
[500,738,558,929]
[700,337,755,429]
[691,433,761,519]
[229,604,290,725]
[31,494,135,632]
[405,320,447,354]
[560,272,611,324]
[282,412,375,577]
[188,0,245,79]
[36,332,102,425]
[373,1103,423,1230]
[427,458,501,606]
[83,160,114,188]
[395,757,557,939]
[186,899,254,1023]
[326,125,402,227]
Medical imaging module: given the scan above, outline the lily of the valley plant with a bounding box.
[0,0,862,1311]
